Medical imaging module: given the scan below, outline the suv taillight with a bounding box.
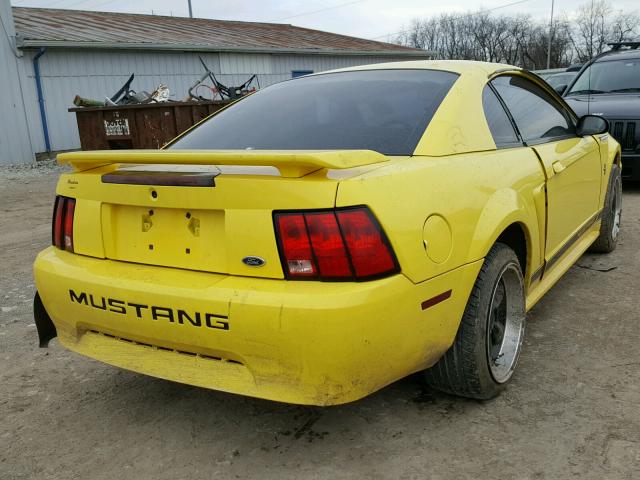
[52,196,75,252]
[274,207,399,281]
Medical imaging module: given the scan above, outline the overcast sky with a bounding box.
[9,0,640,42]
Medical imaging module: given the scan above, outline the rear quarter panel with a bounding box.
[336,149,547,285]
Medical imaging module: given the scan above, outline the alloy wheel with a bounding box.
[486,263,525,384]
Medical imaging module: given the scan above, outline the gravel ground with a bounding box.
[1,166,639,480]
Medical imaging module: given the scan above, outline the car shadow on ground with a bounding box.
[622,180,640,193]
[40,341,501,453]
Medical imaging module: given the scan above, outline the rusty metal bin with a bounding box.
[69,100,231,150]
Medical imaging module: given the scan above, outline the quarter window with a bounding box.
[482,85,520,147]
[491,75,575,143]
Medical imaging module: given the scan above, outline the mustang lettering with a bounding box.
[69,290,229,330]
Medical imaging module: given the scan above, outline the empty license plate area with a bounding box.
[103,204,227,273]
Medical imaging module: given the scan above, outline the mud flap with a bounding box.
[34,292,57,348]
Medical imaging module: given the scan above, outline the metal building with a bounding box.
[0,3,431,165]
[0,1,33,165]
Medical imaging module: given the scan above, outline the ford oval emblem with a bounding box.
[242,256,266,267]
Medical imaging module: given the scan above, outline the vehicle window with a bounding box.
[482,85,520,147]
[566,58,640,95]
[170,69,459,156]
[545,73,576,89]
[491,75,575,143]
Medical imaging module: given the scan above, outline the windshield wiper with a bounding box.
[566,89,606,96]
[607,88,640,93]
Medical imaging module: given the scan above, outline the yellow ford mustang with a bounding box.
[33,60,622,405]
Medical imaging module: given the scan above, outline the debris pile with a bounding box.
[72,57,259,107]
[187,56,259,101]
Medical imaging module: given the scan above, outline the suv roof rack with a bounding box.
[607,41,640,51]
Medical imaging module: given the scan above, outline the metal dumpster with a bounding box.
[69,100,231,150]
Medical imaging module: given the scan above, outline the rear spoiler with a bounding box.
[57,150,389,178]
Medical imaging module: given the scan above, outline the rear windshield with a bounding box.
[169,69,459,156]
[566,58,640,95]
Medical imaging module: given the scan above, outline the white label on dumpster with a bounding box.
[104,118,130,136]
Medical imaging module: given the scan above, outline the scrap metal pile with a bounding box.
[73,56,259,107]
[188,56,259,101]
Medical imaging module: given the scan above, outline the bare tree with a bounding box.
[395,0,639,68]
[396,10,574,68]
[571,0,612,61]
[609,10,640,43]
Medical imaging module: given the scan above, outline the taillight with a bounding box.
[275,214,316,277]
[274,207,399,281]
[52,197,64,249]
[336,209,397,278]
[52,196,75,252]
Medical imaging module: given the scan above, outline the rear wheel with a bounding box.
[424,243,526,400]
[589,163,622,253]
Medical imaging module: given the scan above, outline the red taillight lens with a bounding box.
[336,209,397,278]
[52,196,75,252]
[274,207,398,281]
[305,212,352,278]
[275,213,316,277]
[63,199,75,251]
[52,196,64,249]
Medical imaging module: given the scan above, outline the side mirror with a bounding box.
[554,84,568,95]
[577,115,609,136]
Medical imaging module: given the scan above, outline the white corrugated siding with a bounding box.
[271,54,414,72]
[0,1,33,165]
[16,49,430,154]
[19,50,225,153]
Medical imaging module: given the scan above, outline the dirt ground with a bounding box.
[1,164,639,480]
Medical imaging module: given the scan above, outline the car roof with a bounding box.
[322,59,520,76]
[301,60,566,157]
[594,48,640,62]
[317,59,575,157]
[318,60,536,157]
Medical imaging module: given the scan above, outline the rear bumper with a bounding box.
[34,247,481,405]
[621,154,640,181]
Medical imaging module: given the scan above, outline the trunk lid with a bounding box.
[56,150,388,279]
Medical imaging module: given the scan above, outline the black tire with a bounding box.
[424,243,526,400]
[589,163,622,253]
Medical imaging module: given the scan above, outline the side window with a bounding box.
[491,75,575,143]
[482,85,520,147]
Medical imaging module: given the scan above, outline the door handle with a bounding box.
[552,161,566,174]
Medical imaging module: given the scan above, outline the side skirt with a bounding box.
[525,216,601,311]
